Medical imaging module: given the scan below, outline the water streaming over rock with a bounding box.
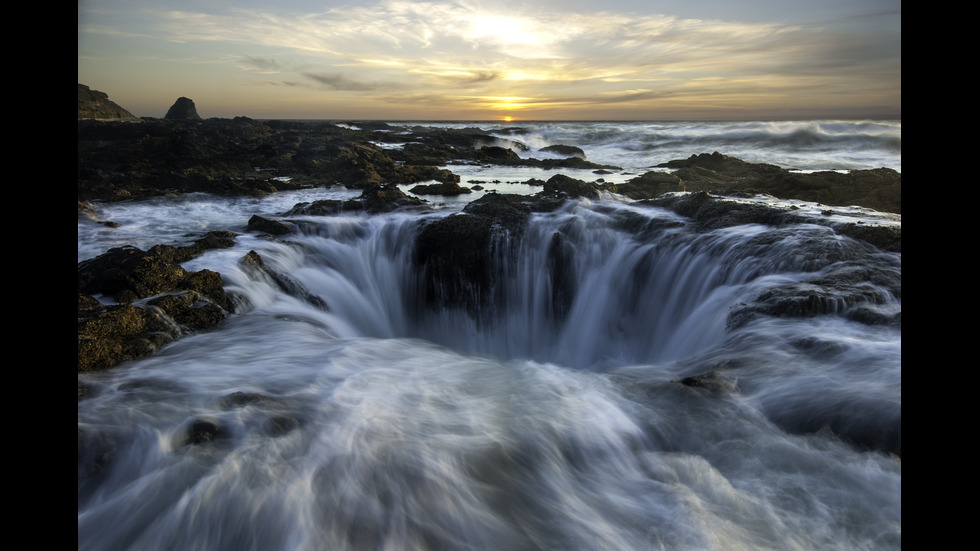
[78,120,900,550]
[79,198,900,550]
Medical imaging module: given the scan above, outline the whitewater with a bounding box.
[78,120,901,550]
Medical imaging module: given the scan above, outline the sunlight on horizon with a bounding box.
[77,0,901,120]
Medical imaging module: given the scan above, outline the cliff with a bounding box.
[78,83,138,121]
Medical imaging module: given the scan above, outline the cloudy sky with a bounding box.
[78,0,901,121]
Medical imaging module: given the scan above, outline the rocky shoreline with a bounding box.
[78,112,901,377]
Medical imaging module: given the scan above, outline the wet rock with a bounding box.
[239,250,328,311]
[184,417,228,445]
[540,144,586,159]
[247,215,295,235]
[358,183,429,213]
[265,415,301,436]
[546,231,576,320]
[413,193,532,318]
[78,246,191,303]
[284,198,361,216]
[647,152,901,214]
[77,301,181,372]
[77,238,233,371]
[479,145,521,161]
[614,171,685,199]
[727,260,902,329]
[542,174,603,200]
[147,290,228,330]
[148,230,238,264]
[409,181,473,196]
[679,371,738,393]
[644,191,901,252]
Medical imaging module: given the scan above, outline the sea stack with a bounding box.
[165,97,202,120]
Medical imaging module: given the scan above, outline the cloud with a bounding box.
[81,1,900,118]
[241,55,281,73]
[302,72,389,91]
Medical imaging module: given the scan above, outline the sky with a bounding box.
[78,0,901,121]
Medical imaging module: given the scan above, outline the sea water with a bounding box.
[78,120,900,550]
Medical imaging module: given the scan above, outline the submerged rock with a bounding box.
[727,259,902,329]
[237,250,328,311]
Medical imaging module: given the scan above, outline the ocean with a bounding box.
[78,120,901,550]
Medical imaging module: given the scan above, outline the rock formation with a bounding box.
[77,83,137,121]
[165,97,202,120]
[77,231,236,372]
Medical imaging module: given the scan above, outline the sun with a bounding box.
[502,115,514,122]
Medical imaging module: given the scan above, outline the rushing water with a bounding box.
[78,120,901,550]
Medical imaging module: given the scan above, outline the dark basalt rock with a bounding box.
[183,417,228,445]
[148,230,238,264]
[643,191,901,253]
[165,97,202,120]
[409,181,473,196]
[238,250,328,311]
[78,101,900,215]
[637,152,901,214]
[542,173,603,200]
[78,301,181,372]
[78,233,235,372]
[358,183,429,213]
[284,198,361,216]
[78,246,191,304]
[727,259,902,329]
[540,144,586,159]
[247,215,295,236]
[613,171,685,199]
[413,193,533,319]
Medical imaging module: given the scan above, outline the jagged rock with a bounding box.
[147,291,227,330]
[77,238,233,371]
[247,215,294,235]
[148,230,238,264]
[359,183,429,213]
[479,145,521,161]
[78,246,190,303]
[78,83,137,121]
[645,152,901,214]
[643,191,901,252]
[284,199,362,216]
[727,259,902,329]
[613,171,685,199]
[165,97,202,120]
[413,193,533,318]
[409,181,472,196]
[542,174,603,200]
[77,301,181,372]
[285,199,354,216]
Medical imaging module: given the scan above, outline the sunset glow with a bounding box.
[77,0,901,120]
